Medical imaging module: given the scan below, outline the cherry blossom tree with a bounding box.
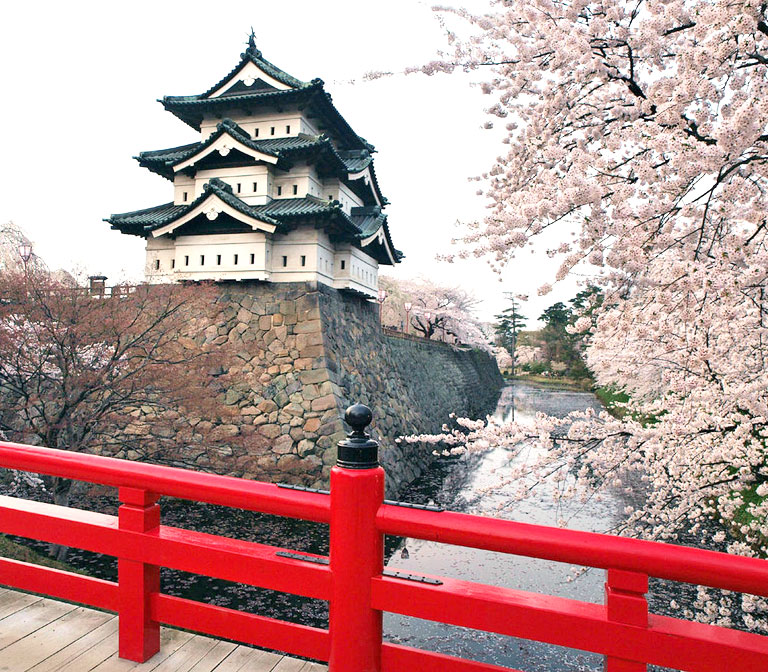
[400,0,768,628]
[0,269,235,520]
[379,275,490,347]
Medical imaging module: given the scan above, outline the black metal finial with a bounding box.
[248,27,256,50]
[337,403,379,469]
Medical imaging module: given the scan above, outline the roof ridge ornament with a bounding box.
[243,27,262,60]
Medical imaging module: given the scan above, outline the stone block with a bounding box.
[303,417,321,433]
[297,439,315,456]
[258,399,278,413]
[273,434,294,454]
[300,368,329,385]
[299,345,324,358]
[258,315,272,330]
[258,424,281,439]
[294,319,322,334]
[272,313,284,326]
[311,394,338,412]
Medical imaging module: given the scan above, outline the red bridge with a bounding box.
[0,404,767,672]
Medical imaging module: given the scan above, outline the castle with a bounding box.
[107,34,401,298]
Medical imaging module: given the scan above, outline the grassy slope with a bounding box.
[0,534,80,573]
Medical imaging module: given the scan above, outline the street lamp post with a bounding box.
[404,302,412,334]
[18,243,33,300]
[377,289,388,327]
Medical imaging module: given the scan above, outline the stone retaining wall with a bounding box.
[116,281,503,495]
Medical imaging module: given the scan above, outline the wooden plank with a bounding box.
[149,634,218,672]
[0,605,113,671]
[207,645,282,672]
[0,591,43,621]
[0,591,318,672]
[185,640,237,672]
[74,626,193,672]
[0,598,76,651]
[27,616,119,672]
[271,656,313,671]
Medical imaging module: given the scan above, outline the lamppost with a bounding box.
[404,301,412,334]
[18,243,32,300]
[377,288,388,327]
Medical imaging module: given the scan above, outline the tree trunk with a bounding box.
[42,475,73,561]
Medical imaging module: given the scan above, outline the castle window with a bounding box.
[293,184,298,195]
[286,125,291,134]
[184,255,189,266]
[254,128,259,137]
[236,183,241,194]
[154,259,160,270]
[216,254,222,265]
[270,126,275,136]
[341,260,345,270]
[200,255,205,265]
[282,256,287,267]
[328,194,333,200]
[301,255,306,267]
[234,254,238,265]
[277,186,282,196]
[253,182,258,192]
[250,253,255,264]
[171,259,176,269]
[183,191,188,202]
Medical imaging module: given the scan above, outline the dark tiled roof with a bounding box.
[350,206,386,238]
[199,40,309,97]
[162,52,374,152]
[259,197,340,217]
[106,180,400,262]
[136,119,350,180]
[338,150,373,173]
[106,178,280,235]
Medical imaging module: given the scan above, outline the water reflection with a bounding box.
[384,382,614,670]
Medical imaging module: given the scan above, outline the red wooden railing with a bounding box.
[0,404,767,672]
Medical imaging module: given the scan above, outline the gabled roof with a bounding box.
[350,206,403,265]
[105,178,279,237]
[201,35,307,95]
[106,180,401,265]
[160,41,374,152]
[136,120,383,201]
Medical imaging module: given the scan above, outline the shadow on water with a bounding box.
[3,381,718,669]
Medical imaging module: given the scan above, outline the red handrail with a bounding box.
[377,503,768,597]
[0,437,767,672]
[0,441,329,522]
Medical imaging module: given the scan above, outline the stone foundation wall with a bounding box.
[116,281,503,495]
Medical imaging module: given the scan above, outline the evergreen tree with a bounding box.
[494,294,527,374]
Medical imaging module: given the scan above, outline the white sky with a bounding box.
[0,0,583,325]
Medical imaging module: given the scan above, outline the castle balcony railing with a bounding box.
[1,404,767,671]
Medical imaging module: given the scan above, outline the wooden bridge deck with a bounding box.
[0,588,327,672]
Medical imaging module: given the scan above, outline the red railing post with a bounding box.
[604,568,648,671]
[118,486,161,662]
[329,404,385,672]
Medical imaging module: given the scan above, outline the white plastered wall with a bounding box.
[145,232,270,282]
[200,110,309,142]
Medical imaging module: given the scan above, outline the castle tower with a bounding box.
[106,34,402,297]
